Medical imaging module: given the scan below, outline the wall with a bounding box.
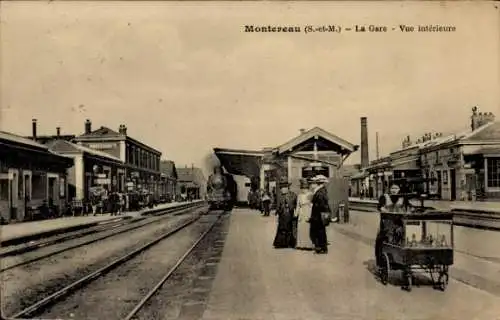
[82,141,121,159]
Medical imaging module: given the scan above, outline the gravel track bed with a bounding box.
[135,212,231,320]
[35,213,221,320]
[1,206,202,270]
[1,210,204,317]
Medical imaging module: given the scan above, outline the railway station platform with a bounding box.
[349,197,500,214]
[0,200,203,245]
[200,208,500,320]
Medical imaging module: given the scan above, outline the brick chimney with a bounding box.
[360,117,369,168]
[299,128,306,134]
[471,107,495,131]
[56,127,61,137]
[32,119,37,139]
[119,124,127,135]
[85,119,92,134]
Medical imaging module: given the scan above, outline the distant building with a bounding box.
[0,130,73,223]
[73,120,162,197]
[46,140,125,202]
[177,166,206,200]
[160,160,178,201]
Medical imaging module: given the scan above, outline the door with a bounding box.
[450,169,456,200]
[437,171,442,199]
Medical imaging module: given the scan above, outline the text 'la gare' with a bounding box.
[355,25,388,32]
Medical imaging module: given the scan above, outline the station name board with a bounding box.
[87,143,118,150]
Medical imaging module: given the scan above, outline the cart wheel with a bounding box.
[380,253,390,285]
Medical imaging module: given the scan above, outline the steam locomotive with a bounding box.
[207,169,237,211]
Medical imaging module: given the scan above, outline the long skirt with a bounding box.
[296,219,314,249]
[273,217,296,248]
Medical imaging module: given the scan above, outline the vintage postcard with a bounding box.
[1,1,499,319]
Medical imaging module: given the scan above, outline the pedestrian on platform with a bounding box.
[294,178,314,250]
[309,175,331,254]
[375,183,412,269]
[273,180,298,249]
[262,190,271,216]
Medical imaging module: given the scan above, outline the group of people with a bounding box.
[270,174,335,254]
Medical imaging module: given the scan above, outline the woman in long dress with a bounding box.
[273,182,297,248]
[295,179,314,250]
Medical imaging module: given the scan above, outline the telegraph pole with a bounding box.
[376,132,380,160]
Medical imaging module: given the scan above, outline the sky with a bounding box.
[1,1,499,177]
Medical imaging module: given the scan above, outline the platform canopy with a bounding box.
[213,148,264,178]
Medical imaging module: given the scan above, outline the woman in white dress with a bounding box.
[295,179,314,250]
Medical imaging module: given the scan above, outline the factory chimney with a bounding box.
[56,127,61,137]
[84,119,92,134]
[32,119,37,139]
[360,117,369,168]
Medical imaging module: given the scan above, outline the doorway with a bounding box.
[450,169,456,200]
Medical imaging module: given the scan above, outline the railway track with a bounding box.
[5,210,228,320]
[0,202,205,272]
[349,202,500,231]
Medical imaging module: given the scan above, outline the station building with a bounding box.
[0,131,73,223]
[73,120,162,197]
[214,126,358,213]
[46,140,125,202]
[359,107,500,201]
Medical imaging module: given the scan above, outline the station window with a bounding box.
[487,158,500,188]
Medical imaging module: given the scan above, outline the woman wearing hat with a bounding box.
[294,178,314,250]
[273,179,298,249]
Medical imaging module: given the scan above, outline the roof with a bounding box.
[160,160,178,179]
[214,148,263,178]
[462,121,500,142]
[277,127,358,155]
[76,126,123,139]
[46,140,123,163]
[467,147,500,156]
[213,148,264,157]
[75,125,162,155]
[0,130,49,151]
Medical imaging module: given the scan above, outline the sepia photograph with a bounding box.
[0,1,499,319]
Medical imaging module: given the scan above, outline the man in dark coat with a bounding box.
[309,175,331,254]
[273,180,298,249]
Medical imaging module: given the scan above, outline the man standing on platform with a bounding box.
[309,175,331,254]
[273,180,298,249]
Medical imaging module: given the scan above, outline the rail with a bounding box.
[0,202,206,272]
[7,207,211,319]
[123,212,223,320]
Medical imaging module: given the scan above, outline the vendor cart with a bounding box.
[378,209,454,291]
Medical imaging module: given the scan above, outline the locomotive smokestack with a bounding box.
[360,117,369,168]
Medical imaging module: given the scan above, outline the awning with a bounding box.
[214,148,263,178]
[467,147,500,157]
[391,158,420,171]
